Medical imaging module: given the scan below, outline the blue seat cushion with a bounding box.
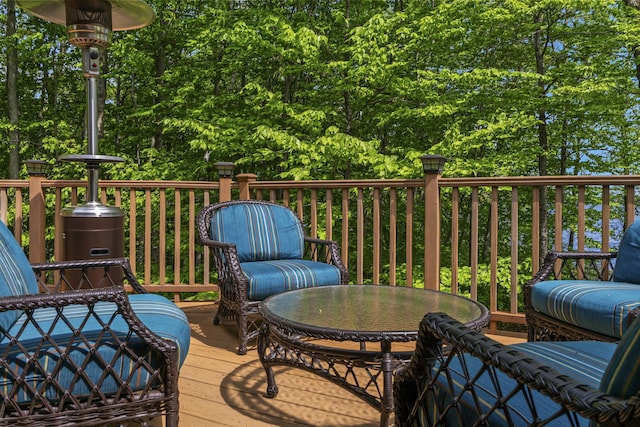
[530,280,640,339]
[600,313,640,399]
[209,203,304,262]
[613,220,640,283]
[0,222,40,331]
[430,340,614,426]
[0,293,190,403]
[241,259,341,300]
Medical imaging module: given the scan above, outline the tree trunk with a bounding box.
[534,11,550,261]
[625,0,640,9]
[7,0,20,179]
[152,15,168,150]
[625,0,640,88]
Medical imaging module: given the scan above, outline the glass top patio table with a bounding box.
[260,284,489,341]
[258,284,489,427]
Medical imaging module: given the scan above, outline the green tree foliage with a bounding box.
[5,0,640,181]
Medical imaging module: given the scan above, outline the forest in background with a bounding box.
[3,0,640,184]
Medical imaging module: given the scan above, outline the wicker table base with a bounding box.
[257,285,489,427]
[259,324,413,426]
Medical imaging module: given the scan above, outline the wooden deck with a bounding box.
[176,301,525,427]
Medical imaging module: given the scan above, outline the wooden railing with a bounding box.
[3,173,639,330]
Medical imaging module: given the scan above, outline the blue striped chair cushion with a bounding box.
[612,220,640,284]
[600,314,640,399]
[530,280,640,339]
[241,259,341,300]
[209,203,304,263]
[0,222,39,331]
[431,340,614,426]
[0,294,190,403]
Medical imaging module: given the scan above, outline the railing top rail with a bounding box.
[2,174,639,191]
[441,175,640,187]
[41,180,220,190]
[0,180,28,189]
[246,175,640,189]
[248,179,424,189]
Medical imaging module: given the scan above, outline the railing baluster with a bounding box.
[174,189,181,292]
[626,185,635,227]
[406,188,414,287]
[0,188,7,223]
[129,189,137,276]
[389,188,397,286]
[470,187,479,301]
[341,188,349,271]
[189,189,196,291]
[310,189,318,240]
[357,188,364,284]
[532,186,540,273]
[326,190,333,242]
[490,187,498,314]
[373,187,380,284]
[510,187,518,314]
[15,188,23,242]
[145,188,152,285]
[159,189,167,286]
[450,187,458,295]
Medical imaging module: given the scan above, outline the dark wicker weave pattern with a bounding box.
[197,200,349,355]
[393,312,640,427]
[523,250,640,342]
[0,258,180,427]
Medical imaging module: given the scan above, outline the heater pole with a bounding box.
[83,46,101,204]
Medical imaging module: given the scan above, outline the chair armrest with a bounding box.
[304,236,349,283]
[303,236,340,261]
[30,257,147,294]
[198,236,234,252]
[394,312,638,426]
[199,236,249,298]
[529,250,617,283]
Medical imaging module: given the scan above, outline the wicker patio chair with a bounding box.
[197,200,348,355]
[524,221,640,342]
[0,221,191,427]
[394,312,640,427]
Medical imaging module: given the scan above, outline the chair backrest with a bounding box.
[0,221,39,330]
[612,220,640,283]
[599,314,640,399]
[208,202,304,263]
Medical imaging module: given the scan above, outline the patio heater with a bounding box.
[17,0,155,272]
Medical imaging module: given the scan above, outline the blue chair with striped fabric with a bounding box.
[525,220,640,342]
[0,221,190,426]
[394,312,640,426]
[197,200,349,354]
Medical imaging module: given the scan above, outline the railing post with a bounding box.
[25,160,49,263]
[421,155,447,291]
[236,173,257,200]
[215,162,234,202]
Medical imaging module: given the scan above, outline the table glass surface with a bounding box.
[262,285,485,333]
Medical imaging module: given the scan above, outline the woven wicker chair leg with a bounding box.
[166,411,178,427]
[238,313,249,355]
